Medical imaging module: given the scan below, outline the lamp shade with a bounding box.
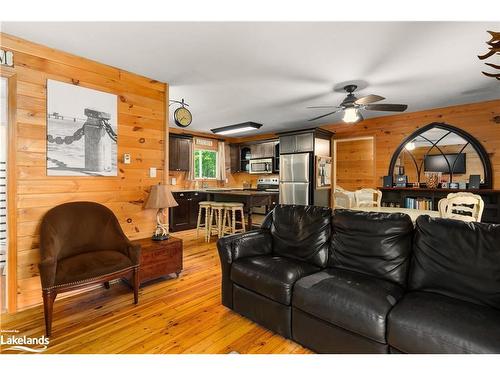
[144,184,178,209]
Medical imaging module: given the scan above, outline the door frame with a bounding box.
[1,67,17,313]
[332,136,375,206]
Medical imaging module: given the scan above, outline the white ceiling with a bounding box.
[2,22,499,135]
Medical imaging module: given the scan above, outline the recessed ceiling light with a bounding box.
[211,122,262,135]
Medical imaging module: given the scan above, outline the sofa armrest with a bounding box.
[216,229,272,308]
[217,229,272,265]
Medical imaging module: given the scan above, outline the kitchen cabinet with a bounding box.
[279,135,297,154]
[169,135,192,171]
[169,191,207,232]
[250,141,275,158]
[279,133,314,153]
[230,144,240,172]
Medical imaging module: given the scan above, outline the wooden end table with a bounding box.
[133,236,183,286]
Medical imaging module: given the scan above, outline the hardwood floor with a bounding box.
[0,229,311,354]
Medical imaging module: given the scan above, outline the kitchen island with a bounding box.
[205,190,279,229]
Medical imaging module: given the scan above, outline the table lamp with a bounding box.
[144,184,178,241]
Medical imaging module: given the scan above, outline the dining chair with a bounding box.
[334,191,354,208]
[354,188,383,208]
[438,192,484,222]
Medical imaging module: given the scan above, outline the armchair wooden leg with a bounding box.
[42,290,57,337]
[133,267,139,304]
[104,281,110,289]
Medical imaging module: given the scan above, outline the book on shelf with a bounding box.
[404,197,433,210]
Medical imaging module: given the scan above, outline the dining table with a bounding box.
[351,206,440,224]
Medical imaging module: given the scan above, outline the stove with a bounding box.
[254,177,280,214]
[256,177,279,192]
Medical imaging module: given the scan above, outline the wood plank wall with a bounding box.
[335,138,375,191]
[322,100,500,189]
[0,33,168,311]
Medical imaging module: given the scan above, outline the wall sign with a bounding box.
[0,49,14,67]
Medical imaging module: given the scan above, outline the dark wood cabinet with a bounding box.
[230,144,240,172]
[169,135,192,171]
[250,141,274,158]
[169,191,207,232]
[279,133,314,153]
[133,236,183,285]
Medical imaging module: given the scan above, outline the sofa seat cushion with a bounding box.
[387,291,500,354]
[293,267,404,344]
[55,250,134,286]
[231,255,320,305]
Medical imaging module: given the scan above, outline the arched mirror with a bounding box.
[388,123,492,189]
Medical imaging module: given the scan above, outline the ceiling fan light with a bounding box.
[342,107,361,123]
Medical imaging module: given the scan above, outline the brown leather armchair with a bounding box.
[39,201,141,336]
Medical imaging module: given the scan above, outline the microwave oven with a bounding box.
[249,158,273,174]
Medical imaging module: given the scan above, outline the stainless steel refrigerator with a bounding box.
[279,153,311,205]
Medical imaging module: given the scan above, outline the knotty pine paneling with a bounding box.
[1,33,168,311]
[322,100,500,189]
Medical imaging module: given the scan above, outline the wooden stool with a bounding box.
[222,202,246,236]
[196,201,212,242]
[208,202,225,240]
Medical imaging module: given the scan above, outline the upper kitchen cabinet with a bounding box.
[169,135,192,171]
[250,141,275,159]
[278,129,332,154]
[279,132,314,153]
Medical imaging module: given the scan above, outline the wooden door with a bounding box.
[334,137,375,191]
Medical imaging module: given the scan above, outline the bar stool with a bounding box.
[196,201,212,242]
[208,202,226,240]
[222,202,246,236]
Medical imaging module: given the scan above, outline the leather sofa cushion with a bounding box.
[330,210,413,286]
[411,216,500,310]
[387,291,500,353]
[269,205,332,267]
[293,267,404,344]
[231,255,319,305]
[55,250,134,286]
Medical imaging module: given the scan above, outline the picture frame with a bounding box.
[316,156,332,189]
[46,79,118,176]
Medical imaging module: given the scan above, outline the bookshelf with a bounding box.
[378,187,500,224]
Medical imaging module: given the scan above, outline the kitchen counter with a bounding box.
[171,187,246,193]
[205,190,279,229]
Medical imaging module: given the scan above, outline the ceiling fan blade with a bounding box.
[308,109,342,121]
[364,103,408,112]
[306,105,340,109]
[354,94,385,105]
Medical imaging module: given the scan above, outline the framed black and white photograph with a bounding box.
[46,79,118,176]
[316,156,332,189]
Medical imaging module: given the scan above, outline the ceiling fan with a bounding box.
[307,84,408,123]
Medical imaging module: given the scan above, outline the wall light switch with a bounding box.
[123,153,131,164]
[171,177,177,185]
[149,167,157,178]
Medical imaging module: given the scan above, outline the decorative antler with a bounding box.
[478,30,500,80]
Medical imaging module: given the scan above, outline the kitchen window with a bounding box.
[194,149,218,179]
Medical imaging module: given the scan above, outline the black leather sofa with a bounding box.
[217,205,500,354]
